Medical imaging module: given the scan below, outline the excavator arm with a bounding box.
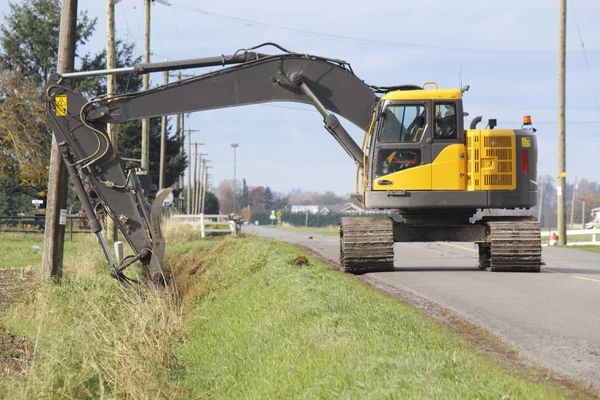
[45,44,379,283]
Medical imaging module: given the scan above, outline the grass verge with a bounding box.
[560,245,600,253]
[265,222,339,236]
[0,223,593,398]
[169,236,577,399]
[0,232,89,270]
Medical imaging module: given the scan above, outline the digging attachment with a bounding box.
[477,217,542,272]
[340,217,395,273]
[108,188,173,286]
[145,188,172,282]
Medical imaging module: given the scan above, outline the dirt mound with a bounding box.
[0,269,36,312]
[0,269,36,376]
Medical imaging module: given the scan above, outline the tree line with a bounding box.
[0,0,186,216]
[532,176,600,228]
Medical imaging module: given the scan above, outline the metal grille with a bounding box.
[467,131,515,191]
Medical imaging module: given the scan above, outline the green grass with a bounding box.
[542,234,598,245]
[566,245,600,253]
[0,232,89,269]
[0,227,587,399]
[265,223,340,236]
[172,237,569,399]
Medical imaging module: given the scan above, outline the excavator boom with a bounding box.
[45,44,381,282]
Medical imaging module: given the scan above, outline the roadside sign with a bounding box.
[59,209,67,226]
[276,211,282,217]
[270,215,276,220]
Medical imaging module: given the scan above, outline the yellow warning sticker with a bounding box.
[521,137,531,148]
[558,172,567,178]
[55,94,67,116]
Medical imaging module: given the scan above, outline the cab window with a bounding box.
[434,103,457,139]
[380,105,426,143]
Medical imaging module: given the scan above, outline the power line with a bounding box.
[170,4,600,56]
[569,0,600,118]
[260,104,600,124]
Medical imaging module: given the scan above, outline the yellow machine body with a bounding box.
[370,85,518,193]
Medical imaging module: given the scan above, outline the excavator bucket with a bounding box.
[145,187,173,283]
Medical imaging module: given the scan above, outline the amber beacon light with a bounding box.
[523,115,532,125]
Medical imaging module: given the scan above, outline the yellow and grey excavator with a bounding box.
[46,43,541,284]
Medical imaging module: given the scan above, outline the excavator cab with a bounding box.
[370,85,465,192]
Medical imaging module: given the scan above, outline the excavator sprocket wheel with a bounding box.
[478,217,542,272]
[340,217,395,274]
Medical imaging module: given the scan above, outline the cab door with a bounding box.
[371,100,433,191]
[431,100,467,190]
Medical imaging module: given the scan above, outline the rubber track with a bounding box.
[339,217,394,273]
[480,217,542,272]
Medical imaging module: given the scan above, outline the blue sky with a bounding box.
[2,0,600,194]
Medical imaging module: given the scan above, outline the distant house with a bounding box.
[291,205,319,214]
[291,203,389,216]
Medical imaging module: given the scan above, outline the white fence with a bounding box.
[540,228,599,245]
[172,214,237,238]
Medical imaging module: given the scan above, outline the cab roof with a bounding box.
[381,88,462,101]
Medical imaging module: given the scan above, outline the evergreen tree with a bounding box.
[0,0,95,195]
[263,186,274,211]
[203,191,220,214]
[240,178,249,209]
[0,0,96,85]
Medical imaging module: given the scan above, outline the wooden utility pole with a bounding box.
[106,0,118,244]
[538,179,545,224]
[194,153,207,214]
[570,177,577,229]
[192,142,198,213]
[186,132,191,214]
[177,72,183,191]
[200,159,208,215]
[141,0,151,171]
[169,71,194,193]
[42,0,78,281]
[190,142,205,213]
[159,70,169,189]
[231,143,239,215]
[557,0,567,245]
[175,72,181,190]
[194,155,200,214]
[184,129,201,213]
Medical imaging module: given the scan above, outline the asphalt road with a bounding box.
[245,224,600,391]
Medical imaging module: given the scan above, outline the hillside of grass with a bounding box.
[0,223,588,398]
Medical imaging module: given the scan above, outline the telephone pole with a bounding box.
[42,0,78,281]
[175,72,181,190]
[140,0,170,171]
[184,129,201,213]
[105,0,118,243]
[200,159,210,215]
[570,177,578,229]
[191,142,205,213]
[169,71,195,192]
[194,154,207,214]
[140,0,151,171]
[231,143,239,215]
[557,0,567,245]
[538,179,545,224]
[159,70,169,189]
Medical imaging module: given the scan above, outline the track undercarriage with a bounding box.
[339,215,542,274]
